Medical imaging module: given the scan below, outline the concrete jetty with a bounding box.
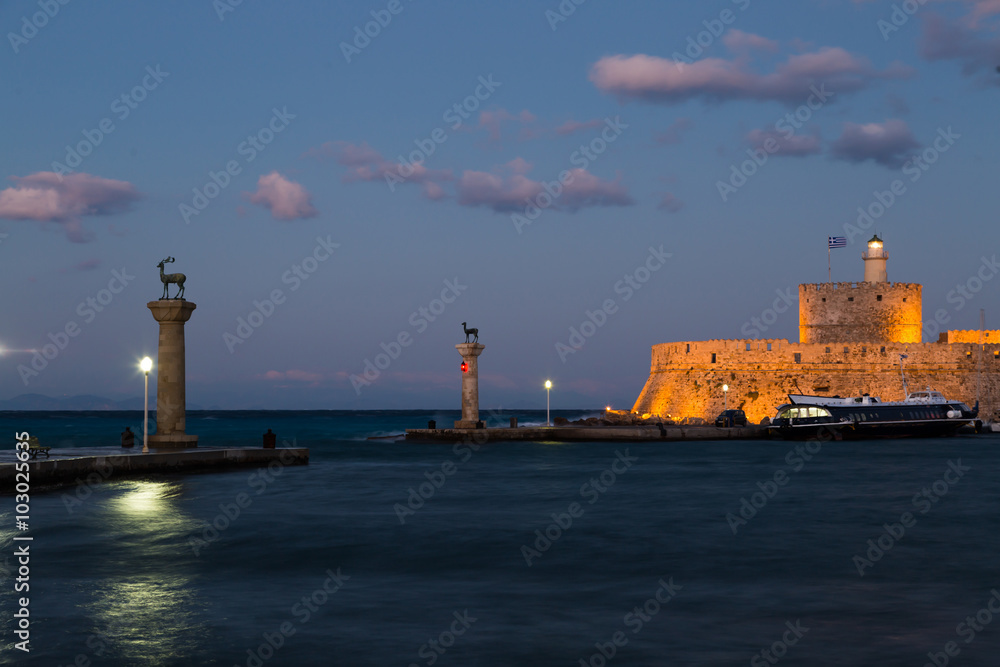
[0,446,308,492]
[405,425,766,442]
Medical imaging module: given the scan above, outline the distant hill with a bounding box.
[0,394,202,411]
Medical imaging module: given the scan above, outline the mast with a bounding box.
[977,309,984,406]
[899,354,910,398]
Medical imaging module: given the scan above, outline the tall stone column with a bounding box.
[454,343,485,429]
[146,300,198,449]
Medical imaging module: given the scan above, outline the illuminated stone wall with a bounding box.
[799,282,922,344]
[632,336,1000,424]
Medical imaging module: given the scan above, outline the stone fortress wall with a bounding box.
[799,282,922,344]
[632,336,1000,424]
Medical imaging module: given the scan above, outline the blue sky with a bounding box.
[2,0,999,409]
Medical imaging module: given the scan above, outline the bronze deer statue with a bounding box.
[157,257,186,299]
[462,322,478,343]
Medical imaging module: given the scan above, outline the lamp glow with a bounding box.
[723,383,729,411]
[140,357,153,373]
[544,380,552,426]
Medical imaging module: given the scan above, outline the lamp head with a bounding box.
[140,357,153,373]
[545,380,552,390]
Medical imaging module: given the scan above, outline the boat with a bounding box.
[768,388,978,439]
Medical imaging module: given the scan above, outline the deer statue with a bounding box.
[462,322,479,343]
[157,257,187,299]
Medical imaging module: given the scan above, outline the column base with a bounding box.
[453,420,483,430]
[147,434,199,449]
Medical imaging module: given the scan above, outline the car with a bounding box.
[715,409,748,427]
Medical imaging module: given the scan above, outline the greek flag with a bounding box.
[828,236,847,249]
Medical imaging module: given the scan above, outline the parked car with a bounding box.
[715,409,748,427]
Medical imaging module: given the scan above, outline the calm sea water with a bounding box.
[2,410,1000,666]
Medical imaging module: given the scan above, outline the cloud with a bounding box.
[589,43,909,105]
[318,141,453,189]
[657,193,684,213]
[262,369,323,384]
[746,127,822,156]
[0,172,141,242]
[830,119,919,168]
[555,118,604,136]
[721,30,779,55]
[456,160,633,213]
[655,117,694,145]
[920,11,1000,81]
[244,172,318,220]
[478,109,537,141]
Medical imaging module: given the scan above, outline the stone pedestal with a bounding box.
[146,300,198,449]
[454,343,485,429]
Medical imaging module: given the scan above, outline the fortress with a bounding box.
[632,236,1000,423]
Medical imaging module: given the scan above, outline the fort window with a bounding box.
[766,343,772,351]
[711,353,717,363]
[903,298,907,302]
[967,351,972,358]
[794,353,802,363]
[848,297,854,302]
[746,343,751,351]
[822,298,826,302]
[880,346,886,354]
[995,351,999,359]
[861,347,866,354]
[844,347,849,353]
[877,295,882,301]
[686,344,690,353]
[825,347,831,353]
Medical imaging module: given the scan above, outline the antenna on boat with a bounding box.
[899,354,910,398]
[977,309,985,407]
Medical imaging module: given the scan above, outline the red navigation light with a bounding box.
[461,361,468,373]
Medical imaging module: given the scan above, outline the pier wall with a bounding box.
[632,335,1000,424]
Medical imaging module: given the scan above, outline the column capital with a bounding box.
[147,300,197,323]
[456,343,485,357]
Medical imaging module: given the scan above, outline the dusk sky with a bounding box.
[2,0,1000,409]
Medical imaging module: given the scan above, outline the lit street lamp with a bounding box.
[545,380,552,426]
[723,384,729,411]
[140,356,153,453]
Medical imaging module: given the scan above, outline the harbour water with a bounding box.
[2,410,1000,665]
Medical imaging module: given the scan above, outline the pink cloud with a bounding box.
[589,44,909,105]
[657,193,684,213]
[321,141,453,188]
[920,10,1000,80]
[655,117,694,145]
[262,369,323,383]
[478,109,537,141]
[830,119,919,168]
[244,172,318,220]
[746,127,822,156]
[722,30,779,54]
[0,172,141,242]
[456,160,632,213]
[555,118,604,136]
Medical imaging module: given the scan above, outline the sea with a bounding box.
[2,409,1000,666]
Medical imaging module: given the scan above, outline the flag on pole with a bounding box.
[828,236,847,249]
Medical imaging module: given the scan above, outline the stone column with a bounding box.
[146,300,198,449]
[454,343,485,429]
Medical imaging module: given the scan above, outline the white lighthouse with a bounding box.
[862,234,888,283]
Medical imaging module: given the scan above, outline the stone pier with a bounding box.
[147,300,198,448]
[454,343,485,429]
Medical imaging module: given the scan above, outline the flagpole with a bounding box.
[828,243,831,283]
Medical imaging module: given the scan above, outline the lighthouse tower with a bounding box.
[862,234,888,283]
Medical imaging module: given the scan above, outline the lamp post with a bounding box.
[723,384,729,411]
[545,380,552,426]
[140,356,153,453]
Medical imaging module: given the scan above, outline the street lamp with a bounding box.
[723,384,729,411]
[545,380,552,426]
[140,356,153,453]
